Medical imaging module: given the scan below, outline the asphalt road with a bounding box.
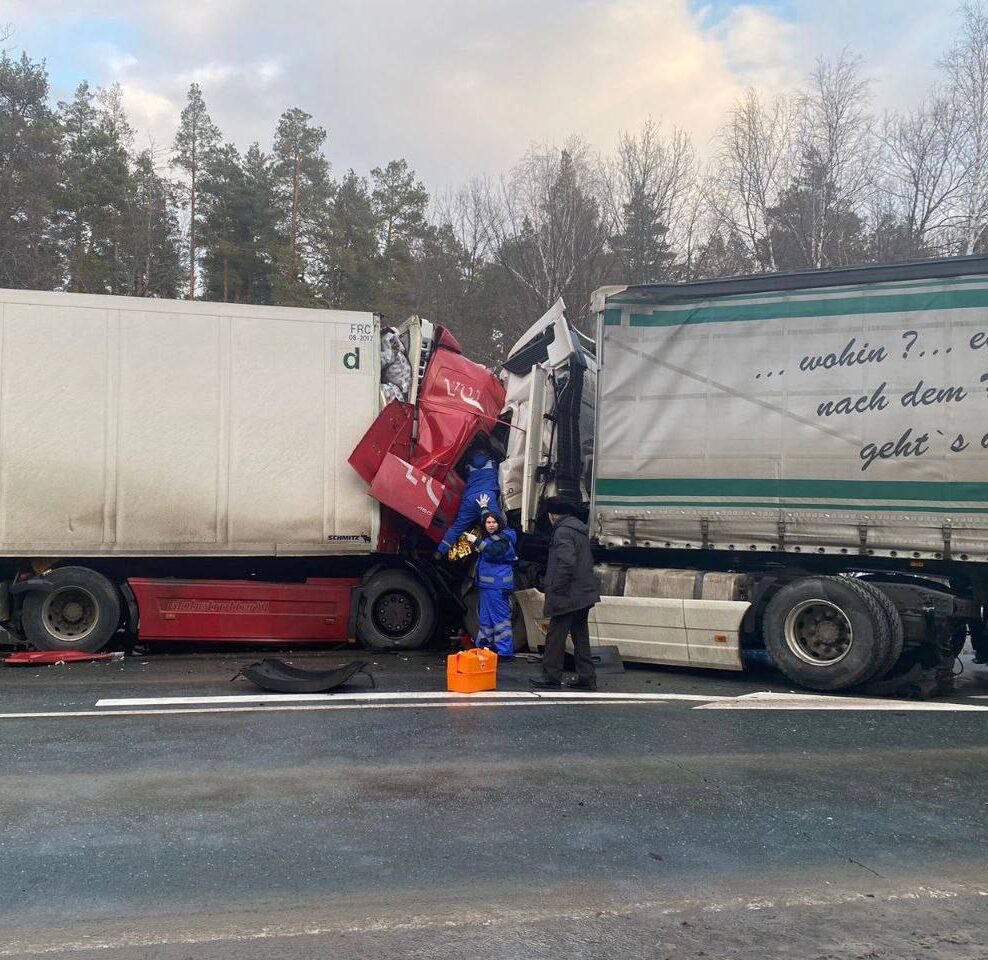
[1,647,987,959]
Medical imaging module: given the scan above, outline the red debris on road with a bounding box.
[3,650,124,666]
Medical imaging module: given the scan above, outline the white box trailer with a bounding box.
[0,289,380,557]
[505,256,988,693]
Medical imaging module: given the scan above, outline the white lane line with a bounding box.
[96,690,730,707]
[694,691,988,711]
[0,699,669,721]
[0,884,983,956]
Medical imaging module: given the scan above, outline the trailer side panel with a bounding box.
[0,289,379,557]
[595,269,988,560]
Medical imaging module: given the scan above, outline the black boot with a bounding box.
[565,677,597,691]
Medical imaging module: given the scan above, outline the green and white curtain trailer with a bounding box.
[593,257,988,562]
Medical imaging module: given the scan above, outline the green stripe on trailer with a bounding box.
[594,477,988,503]
[595,499,988,516]
[604,274,988,309]
[607,288,988,328]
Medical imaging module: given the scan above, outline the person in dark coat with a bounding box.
[530,496,601,690]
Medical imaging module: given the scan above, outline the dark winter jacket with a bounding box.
[542,516,600,617]
[476,528,518,591]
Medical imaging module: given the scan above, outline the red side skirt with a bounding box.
[128,578,359,643]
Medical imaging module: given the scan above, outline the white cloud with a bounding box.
[119,82,179,153]
[178,62,238,88]
[3,1,970,186]
[255,58,281,87]
[140,0,244,45]
[712,4,800,95]
[92,43,139,77]
[314,0,799,180]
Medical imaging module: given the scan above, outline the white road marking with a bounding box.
[8,687,986,722]
[0,884,982,956]
[0,699,669,722]
[694,691,988,711]
[95,690,730,707]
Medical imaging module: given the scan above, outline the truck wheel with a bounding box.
[762,576,893,691]
[843,579,904,682]
[356,569,437,652]
[21,566,122,653]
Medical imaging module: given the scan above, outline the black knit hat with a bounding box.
[543,496,579,516]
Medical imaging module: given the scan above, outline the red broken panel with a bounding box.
[3,651,122,665]
[369,453,464,543]
[348,399,415,484]
[128,578,359,643]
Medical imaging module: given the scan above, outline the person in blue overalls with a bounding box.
[435,448,502,558]
[466,509,517,658]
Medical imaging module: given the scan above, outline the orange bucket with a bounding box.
[447,648,498,693]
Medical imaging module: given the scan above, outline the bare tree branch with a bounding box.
[712,89,800,271]
[941,1,988,253]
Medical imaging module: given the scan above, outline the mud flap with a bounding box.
[234,658,375,694]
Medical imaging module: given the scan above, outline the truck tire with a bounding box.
[762,576,893,691]
[21,566,122,653]
[356,568,437,652]
[842,578,904,682]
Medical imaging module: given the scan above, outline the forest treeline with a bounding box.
[3,6,988,360]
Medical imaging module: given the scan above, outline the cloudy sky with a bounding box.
[2,1,961,187]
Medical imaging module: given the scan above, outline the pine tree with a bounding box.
[0,52,62,289]
[316,169,379,309]
[611,181,673,284]
[371,159,429,320]
[126,150,183,297]
[172,83,220,299]
[97,82,134,149]
[58,82,133,293]
[199,143,279,304]
[271,108,331,303]
[371,158,429,254]
[200,143,246,302]
[609,121,691,283]
[241,143,279,304]
[766,151,868,269]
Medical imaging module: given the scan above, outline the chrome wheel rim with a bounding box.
[783,599,852,666]
[41,586,99,643]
